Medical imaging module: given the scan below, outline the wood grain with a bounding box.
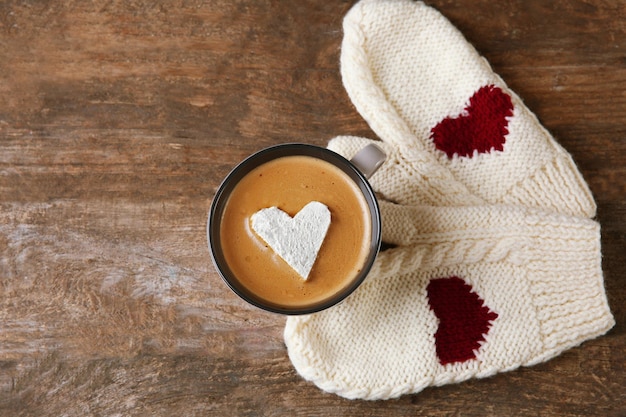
[1,0,624,415]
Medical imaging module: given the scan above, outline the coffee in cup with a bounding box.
[208,143,384,314]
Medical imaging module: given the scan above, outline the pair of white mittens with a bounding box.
[284,0,614,400]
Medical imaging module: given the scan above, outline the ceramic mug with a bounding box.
[208,143,385,314]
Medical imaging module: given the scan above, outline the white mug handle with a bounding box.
[349,144,386,179]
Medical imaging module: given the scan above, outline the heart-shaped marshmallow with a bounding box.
[250,201,331,280]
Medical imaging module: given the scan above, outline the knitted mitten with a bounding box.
[285,202,614,400]
[330,0,595,216]
[284,0,614,400]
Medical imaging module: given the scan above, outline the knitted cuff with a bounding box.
[340,0,596,217]
[523,220,615,364]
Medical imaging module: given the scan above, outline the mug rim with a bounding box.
[207,143,382,315]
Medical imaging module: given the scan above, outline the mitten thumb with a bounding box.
[329,136,483,206]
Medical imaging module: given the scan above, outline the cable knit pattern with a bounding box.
[284,0,614,401]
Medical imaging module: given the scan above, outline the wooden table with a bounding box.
[1,1,624,415]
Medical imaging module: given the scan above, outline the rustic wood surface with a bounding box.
[1,0,624,415]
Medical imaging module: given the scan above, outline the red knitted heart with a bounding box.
[430,85,513,158]
[427,276,498,365]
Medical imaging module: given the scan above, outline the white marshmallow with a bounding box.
[250,201,331,280]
